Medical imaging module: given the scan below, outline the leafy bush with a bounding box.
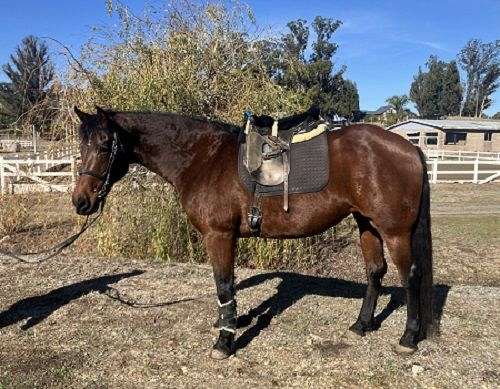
[62,0,307,127]
[56,1,358,269]
[92,175,204,262]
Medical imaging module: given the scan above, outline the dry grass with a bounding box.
[1,183,498,287]
[0,195,32,237]
[87,176,358,271]
[0,258,498,388]
[0,184,498,387]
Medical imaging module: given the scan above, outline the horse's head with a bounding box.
[72,106,132,215]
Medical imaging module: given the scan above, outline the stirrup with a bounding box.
[248,206,262,234]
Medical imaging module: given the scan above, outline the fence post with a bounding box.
[0,156,4,194]
[70,156,77,184]
[432,160,438,183]
[15,160,19,185]
[473,160,479,184]
[32,125,38,154]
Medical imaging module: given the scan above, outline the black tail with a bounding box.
[412,147,436,339]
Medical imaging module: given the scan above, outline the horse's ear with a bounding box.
[95,106,108,124]
[74,106,92,123]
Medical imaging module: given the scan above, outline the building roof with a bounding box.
[387,119,500,131]
[364,105,394,115]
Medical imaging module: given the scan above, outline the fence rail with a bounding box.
[0,139,33,148]
[426,160,500,184]
[1,148,499,194]
[0,156,77,194]
[425,149,500,161]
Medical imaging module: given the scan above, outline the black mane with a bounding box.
[111,110,241,135]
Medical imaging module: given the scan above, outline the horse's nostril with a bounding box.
[74,195,90,213]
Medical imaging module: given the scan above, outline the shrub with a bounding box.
[53,0,357,270]
[59,0,308,129]
[90,170,204,261]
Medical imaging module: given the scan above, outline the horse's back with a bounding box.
[329,124,424,232]
[331,123,421,163]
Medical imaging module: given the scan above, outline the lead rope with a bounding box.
[0,202,105,264]
[102,286,215,308]
[0,133,121,265]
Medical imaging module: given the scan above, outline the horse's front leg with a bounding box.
[205,230,237,360]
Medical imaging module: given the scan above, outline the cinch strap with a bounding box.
[219,326,236,333]
[245,118,251,134]
[271,120,278,137]
[217,299,234,307]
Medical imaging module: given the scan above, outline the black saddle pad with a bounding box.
[238,131,329,196]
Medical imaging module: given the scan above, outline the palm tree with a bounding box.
[385,95,409,125]
[386,95,409,114]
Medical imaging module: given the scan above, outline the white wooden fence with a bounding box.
[426,160,500,184]
[0,155,78,194]
[1,147,499,194]
[4,144,78,161]
[0,139,33,149]
[426,149,500,161]
[423,149,500,184]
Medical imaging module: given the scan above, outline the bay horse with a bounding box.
[72,106,434,359]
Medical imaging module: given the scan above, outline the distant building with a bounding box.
[387,119,500,152]
[357,106,417,122]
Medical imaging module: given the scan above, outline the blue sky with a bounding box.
[0,0,499,114]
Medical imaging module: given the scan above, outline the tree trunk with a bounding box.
[479,95,487,118]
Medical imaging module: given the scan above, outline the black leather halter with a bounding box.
[79,131,120,200]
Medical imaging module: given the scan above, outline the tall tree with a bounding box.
[0,35,55,131]
[277,17,359,118]
[440,61,463,116]
[409,68,426,116]
[458,39,500,117]
[331,78,359,117]
[409,56,462,118]
[477,64,500,116]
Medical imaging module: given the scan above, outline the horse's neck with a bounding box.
[122,113,233,190]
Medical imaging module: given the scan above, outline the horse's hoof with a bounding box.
[345,328,365,342]
[348,322,366,338]
[210,348,232,360]
[394,343,417,355]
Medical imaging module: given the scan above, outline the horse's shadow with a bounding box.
[0,269,450,353]
[0,270,144,330]
[234,272,450,351]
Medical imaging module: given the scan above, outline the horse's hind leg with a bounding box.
[385,233,420,353]
[349,214,387,337]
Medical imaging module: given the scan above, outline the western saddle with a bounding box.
[241,106,328,231]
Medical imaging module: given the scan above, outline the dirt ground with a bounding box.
[0,183,499,388]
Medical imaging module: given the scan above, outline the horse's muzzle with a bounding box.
[72,193,100,215]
